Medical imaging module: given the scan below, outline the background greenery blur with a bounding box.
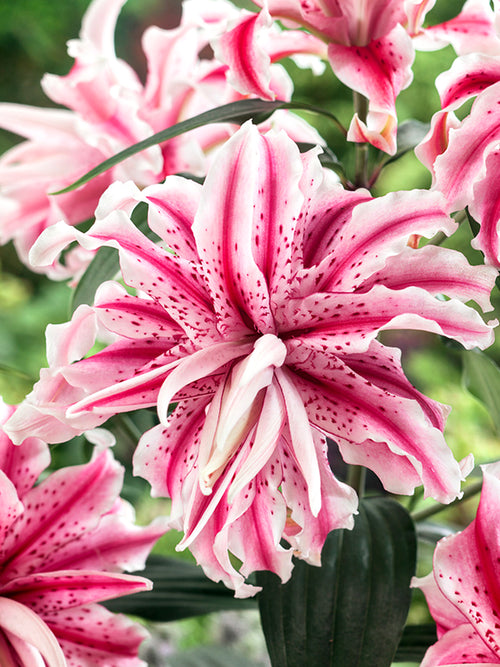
[0,1,498,664]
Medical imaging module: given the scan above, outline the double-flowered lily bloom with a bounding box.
[414,463,500,665]
[0,0,322,279]
[216,0,499,154]
[0,399,166,666]
[6,122,497,595]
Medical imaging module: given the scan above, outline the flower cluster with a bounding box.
[5,119,496,594]
[0,0,321,279]
[0,400,166,665]
[2,0,500,660]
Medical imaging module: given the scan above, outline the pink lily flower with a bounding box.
[414,462,500,665]
[0,399,166,665]
[8,122,497,595]
[0,0,322,279]
[215,0,413,154]
[417,78,500,266]
[217,0,500,154]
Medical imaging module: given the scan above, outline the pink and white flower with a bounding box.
[0,399,166,666]
[414,462,500,665]
[0,0,322,279]
[217,0,500,154]
[7,122,497,596]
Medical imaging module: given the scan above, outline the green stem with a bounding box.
[347,465,366,498]
[411,479,483,522]
[353,91,369,189]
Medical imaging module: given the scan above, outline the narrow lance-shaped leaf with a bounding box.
[53,99,345,193]
[462,347,500,435]
[256,497,416,667]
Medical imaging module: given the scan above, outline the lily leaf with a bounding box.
[53,99,344,194]
[393,624,437,662]
[384,119,430,165]
[0,365,34,403]
[257,496,416,667]
[462,348,500,434]
[104,554,256,622]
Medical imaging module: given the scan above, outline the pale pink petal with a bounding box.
[157,341,253,424]
[214,10,277,100]
[363,244,497,311]
[413,572,467,638]
[0,403,49,497]
[0,104,79,143]
[420,623,499,665]
[192,122,304,335]
[285,342,467,502]
[223,460,291,583]
[143,178,202,261]
[328,25,414,154]
[0,473,24,543]
[34,512,168,575]
[437,53,500,110]
[275,368,321,516]
[470,147,500,267]
[281,432,357,564]
[342,340,448,430]
[94,281,184,341]
[46,305,97,367]
[0,451,123,579]
[226,381,285,501]
[3,367,105,446]
[0,597,66,667]
[4,570,151,613]
[404,0,436,37]
[77,0,127,57]
[347,111,398,154]
[87,211,217,343]
[133,396,211,514]
[46,604,149,667]
[299,189,456,293]
[278,285,494,354]
[197,336,287,494]
[433,81,500,212]
[414,0,500,56]
[414,109,461,180]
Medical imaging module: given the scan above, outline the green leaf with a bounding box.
[71,202,158,312]
[465,206,480,237]
[103,554,256,622]
[257,497,416,667]
[393,624,437,663]
[462,348,500,434]
[0,365,34,403]
[384,119,430,165]
[53,99,345,194]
